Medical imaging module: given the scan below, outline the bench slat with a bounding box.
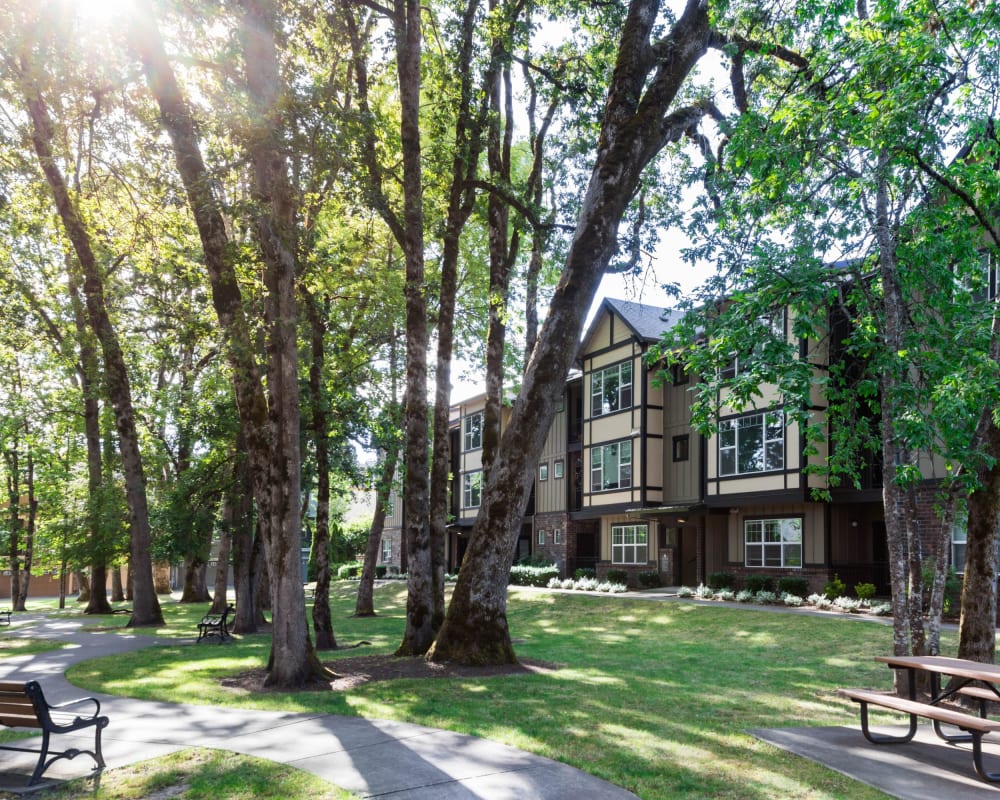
[839,688,1000,732]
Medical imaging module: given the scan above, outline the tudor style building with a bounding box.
[378,296,907,594]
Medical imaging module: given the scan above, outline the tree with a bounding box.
[656,0,1000,659]
[129,0,328,685]
[9,13,163,625]
[430,0,724,664]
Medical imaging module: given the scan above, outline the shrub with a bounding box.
[833,596,863,613]
[807,593,833,610]
[574,567,596,580]
[715,589,736,602]
[575,577,599,591]
[375,565,387,579]
[823,574,846,600]
[736,589,755,603]
[637,571,662,588]
[606,569,629,586]
[676,585,695,597]
[695,584,715,599]
[336,562,362,579]
[560,578,575,589]
[854,582,876,602]
[755,591,779,605]
[870,602,893,616]
[707,571,735,590]
[547,577,562,589]
[744,575,775,593]
[777,576,809,597]
[509,564,559,587]
[600,581,628,594]
[783,594,804,607]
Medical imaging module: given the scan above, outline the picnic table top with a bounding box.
[875,655,1000,682]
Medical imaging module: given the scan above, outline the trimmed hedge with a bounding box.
[637,571,662,588]
[777,576,809,597]
[707,571,735,590]
[606,569,628,586]
[743,574,775,593]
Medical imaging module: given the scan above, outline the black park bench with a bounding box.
[0,680,109,785]
[0,610,10,626]
[196,604,234,643]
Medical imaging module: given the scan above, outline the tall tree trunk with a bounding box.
[429,0,715,664]
[211,491,235,614]
[19,69,163,627]
[356,436,401,616]
[305,295,336,650]
[391,0,435,658]
[958,409,1000,663]
[230,451,260,634]
[132,0,325,685]
[181,555,211,602]
[5,448,23,612]
[239,0,325,685]
[65,261,115,616]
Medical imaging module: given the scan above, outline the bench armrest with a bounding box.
[49,695,101,719]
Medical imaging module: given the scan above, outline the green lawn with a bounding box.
[59,582,921,799]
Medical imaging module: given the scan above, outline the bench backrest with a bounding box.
[0,681,47,730]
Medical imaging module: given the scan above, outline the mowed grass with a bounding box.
[60,582,921,799]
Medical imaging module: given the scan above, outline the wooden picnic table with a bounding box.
[840,654,1000,783]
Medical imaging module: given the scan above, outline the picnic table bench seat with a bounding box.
[839,687,1000,782]
[196,604,234,643]
[0,680,108,785]
[0,609,11,625]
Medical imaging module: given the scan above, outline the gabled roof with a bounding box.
[601,297,681,343]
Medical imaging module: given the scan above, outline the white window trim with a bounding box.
[591,439,633,492]
[744,517,802,569]
[591,361,633,418]
[718,410,784,477]
[463,412,483,452]
[612,523,647,565]
[463,471,482,509]
[537,528,546,545]
[539,462,549,481]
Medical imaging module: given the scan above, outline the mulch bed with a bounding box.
[220,652,561,693]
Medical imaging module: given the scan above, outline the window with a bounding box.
[718,411,784,476]
[381,538,392,563]
[591,361,633,417]
[966,250,998,301]
[539,462,549,481]
[463,471,482,508]
[612,524,647,565]
[671,363,689,385]
[672,434,690,462]
[463,412,483,451]
[745,518,802,568]
[591,440,632,491]
[554,459,564,479]
[721,311,786,379]
[952,523,966,574]
[537,528,546,545]
[554,528,562,544]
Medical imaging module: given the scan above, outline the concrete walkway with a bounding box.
[0,614,638,799]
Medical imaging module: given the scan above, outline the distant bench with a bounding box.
[0,680,108,785]
[0,610,10,626]
[196,604,234,643]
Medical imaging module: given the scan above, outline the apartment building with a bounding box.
[379,296,903,593]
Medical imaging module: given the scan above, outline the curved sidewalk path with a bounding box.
[0,615,638,799]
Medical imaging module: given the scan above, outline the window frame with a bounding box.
[744,517,802,569]
[591,360,633,418]
[612,523,648,565]
[718,410,784,476]
[672,434,690,462]
[553,528,562,545]
[463,411,483,452]
[591,439,633,492]
[537,528,546,545]
[462,470,483,509]
[554,459,564,479]
[720,310,786,379]
[539,462,549,482]
[381,537,392,563]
